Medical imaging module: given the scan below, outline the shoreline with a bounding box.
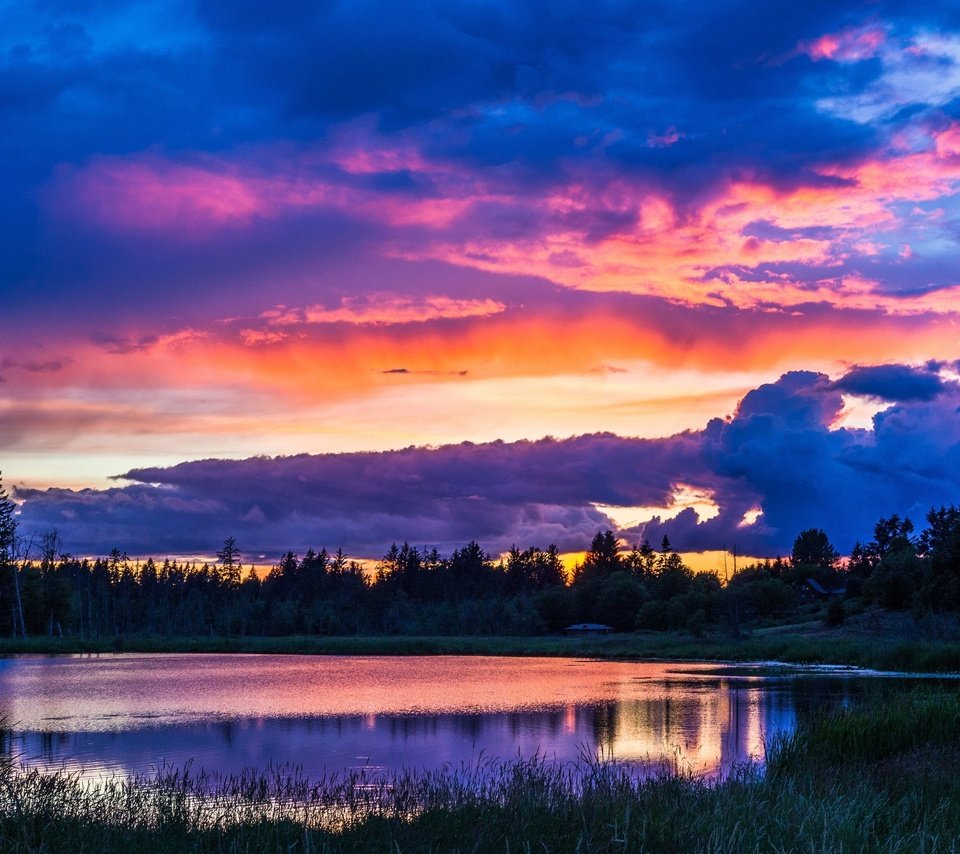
[2,629,959,673]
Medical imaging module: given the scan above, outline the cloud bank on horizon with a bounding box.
[3,1,960,552]
[16,366,960,559]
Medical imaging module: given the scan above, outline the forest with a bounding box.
[1,475,959,639]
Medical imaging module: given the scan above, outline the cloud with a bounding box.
[5,0,960,545]
[815,31,960,123]
[15,368,960,559]
[381,368,468,376]
[5,1,960,334]
[834,363,948,402]
[797,24,886,63]
[0,358,71,374]
[91,333,160,354]
[261,294,506,327]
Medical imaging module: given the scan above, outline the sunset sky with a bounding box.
[3,0,960,562]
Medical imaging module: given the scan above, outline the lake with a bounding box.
[0,654,950,782]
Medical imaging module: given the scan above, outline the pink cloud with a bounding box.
[43,117,960,318]
[800,24,886,62]
[49,147,484,234]
[647,127,683,148]
[258,295,506,328]
[55,158,268,233]
[240,329,288,346]
[301,294,506,325]
[935,123,960,158]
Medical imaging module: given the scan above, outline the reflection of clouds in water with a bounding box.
[1,656,949,784]
[0,655,704,729]
[10,710,597,782]
[5,691,868,783]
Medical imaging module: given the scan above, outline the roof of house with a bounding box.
[564,623,613,631]
[804,577,846,595]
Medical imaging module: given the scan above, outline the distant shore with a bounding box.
[2,619,959,673]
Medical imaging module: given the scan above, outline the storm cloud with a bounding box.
[833,362,948,402]
[16,369,960,560]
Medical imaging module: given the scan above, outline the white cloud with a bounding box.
[817,32,960,124]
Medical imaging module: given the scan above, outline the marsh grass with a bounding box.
[4,631,960,672]
[769,689,960,770]
[2,691,960,851]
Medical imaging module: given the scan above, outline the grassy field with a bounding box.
[1,690,959,852]
[2,622,960,672]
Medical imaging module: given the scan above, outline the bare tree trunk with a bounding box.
[12,565,26,639]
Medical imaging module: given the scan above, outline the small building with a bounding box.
[564,622,613,636]
[803,577,846,599]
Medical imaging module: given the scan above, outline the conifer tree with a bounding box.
[0,473,26,637]
[0,473,16,563]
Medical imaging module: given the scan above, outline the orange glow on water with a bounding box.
[0,655,798,779]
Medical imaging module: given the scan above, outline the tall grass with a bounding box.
[2,691,960,851]
[770,689,960,770]
[3,631,960,671]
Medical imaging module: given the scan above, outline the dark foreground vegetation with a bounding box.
[2,691,959,852]
[4,474,960,663]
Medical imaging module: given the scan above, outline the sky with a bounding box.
[3,0,960,563]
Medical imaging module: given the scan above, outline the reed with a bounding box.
[3,631,960,672]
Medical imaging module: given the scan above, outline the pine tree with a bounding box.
[217,536,242,585]
[0,473,16,563]
[0,473,26,637]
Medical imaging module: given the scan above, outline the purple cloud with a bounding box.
[833,363,948,402]
[15,369,960,560]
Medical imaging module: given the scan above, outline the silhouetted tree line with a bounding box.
[1,474,960,638]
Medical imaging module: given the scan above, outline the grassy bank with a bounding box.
[2,627,960,672]
[2,691,960,852]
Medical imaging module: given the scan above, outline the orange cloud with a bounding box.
[13,298,951,406]
[6,295,960,495]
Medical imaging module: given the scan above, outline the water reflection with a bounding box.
[0,655,952,782]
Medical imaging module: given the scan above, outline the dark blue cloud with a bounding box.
[0,0,910,189]
[15,368,960,559]
[704,247,960,297]
[834,363,950,402]
[2,0,956,317]
[741,220,841,242]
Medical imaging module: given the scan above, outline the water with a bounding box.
[0,654,950,782]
